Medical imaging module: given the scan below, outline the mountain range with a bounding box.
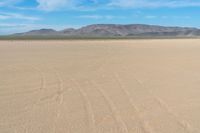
[14,24,200,37]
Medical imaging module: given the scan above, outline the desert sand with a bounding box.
[0,39,200,133]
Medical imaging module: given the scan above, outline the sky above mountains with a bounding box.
[0,0,200,35]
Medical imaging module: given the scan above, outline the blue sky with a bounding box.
[0,0,200,35]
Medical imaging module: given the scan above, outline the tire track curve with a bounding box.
[121,66,195,133]
[71,78,96,133]
[112,72,154,133]
[52,69,65,133]
[91,80,130,133]
[155,97,196,133]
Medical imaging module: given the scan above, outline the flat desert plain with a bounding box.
[0,39,200,133]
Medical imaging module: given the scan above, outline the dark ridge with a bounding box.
[6,24,200,39]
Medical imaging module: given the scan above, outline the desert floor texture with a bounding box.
[0,40,200,133]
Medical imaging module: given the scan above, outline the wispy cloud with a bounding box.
[78,15,125,19]
[109,0,200,8]
[0,23,27,27]
[36,0,76,11]
[144,15,192,19]
[0,0,22,6]
[0,15,10,20]
[0,12,40,21]
[144,15,157,19]
[11,6,35,10]
[0,23,30,35]
[2,0,200,12]
[37,0,200,11]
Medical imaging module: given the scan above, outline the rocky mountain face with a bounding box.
[14,24,200,37]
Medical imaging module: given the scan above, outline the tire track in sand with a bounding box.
[29,65,47,133]
[90,80,129,133]
[113,72,154,133]
[15,65,47,133]
[121,66,195,133]
[155,97,196,133]
[24,65,47,106]
[52,69,64,133]
[33,66,46,91]
[137,79,195,133]
[71,78,96,133]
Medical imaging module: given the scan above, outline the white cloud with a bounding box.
[36,0,76,11]
[0,23,26,27]
[173,16,191,19]
[35,0,200,11]
[144,15,158,19]
[78,15,122,19]
[144,15,191,19]
[0,0,22,6]
[0,12,40,21]
[0,23,28,35]
[0,15,10,20]
[109,0,200,8]
[78,15,103,19]
[77,15,127,20]
[3,0,200,12]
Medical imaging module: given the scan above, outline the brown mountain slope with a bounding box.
[14,24,200,37]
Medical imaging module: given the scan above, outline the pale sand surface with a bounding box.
[0,40,200,133]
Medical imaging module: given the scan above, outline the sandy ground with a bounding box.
[0,40,200,133]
